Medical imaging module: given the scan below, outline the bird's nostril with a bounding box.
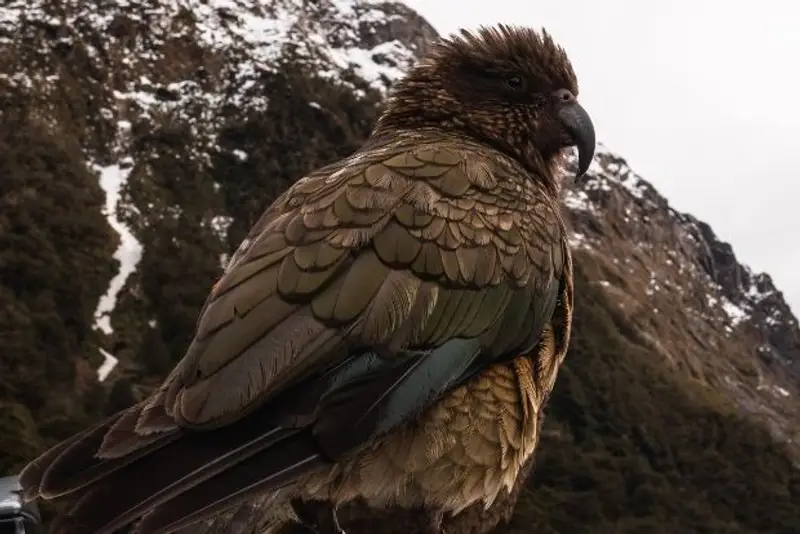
[554,89,575,103]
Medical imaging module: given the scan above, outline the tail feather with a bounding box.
[133,435,325,534]
[19,420,95,500]
[48,419,307,534]
[19,408,166,501]
[37,405,180,500]
[97,399,176,459]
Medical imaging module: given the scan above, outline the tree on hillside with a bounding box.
[0,93,117,449]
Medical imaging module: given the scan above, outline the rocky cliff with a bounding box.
[564,146,799,452]
[1,1,798,532]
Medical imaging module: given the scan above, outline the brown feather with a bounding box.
[356,270,424,345]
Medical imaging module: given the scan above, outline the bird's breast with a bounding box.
[300,356,542,513]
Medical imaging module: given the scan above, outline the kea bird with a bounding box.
[19,24,595,534]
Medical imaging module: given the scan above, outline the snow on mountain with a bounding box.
[97,347,120,382]
[93,161,141,335]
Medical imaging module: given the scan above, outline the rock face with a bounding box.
[1,1,799,533]
[563,147,799,452]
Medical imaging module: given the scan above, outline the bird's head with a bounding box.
[375,24,596,186]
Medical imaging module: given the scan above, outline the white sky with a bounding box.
[405,0,800,316]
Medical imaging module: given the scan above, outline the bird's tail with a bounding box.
[19,396,327,534]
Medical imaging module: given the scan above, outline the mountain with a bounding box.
[1,1,798,533]
[563,146,800,450]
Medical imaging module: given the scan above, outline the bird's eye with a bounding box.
[505,75,524,90]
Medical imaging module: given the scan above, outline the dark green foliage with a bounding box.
[0,402,42,475]
[0,100,117,446]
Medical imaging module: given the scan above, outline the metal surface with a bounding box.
[0,476,42,534]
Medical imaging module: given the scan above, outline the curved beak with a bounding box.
[556,96,596,177]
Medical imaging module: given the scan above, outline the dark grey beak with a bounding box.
[553,89,596,177]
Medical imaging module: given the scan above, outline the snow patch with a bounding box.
[568,231,593,250]
[209,215,234,245]
[564,189,595,213]
[93,162,142,334]
[328,39,412,88]
[706,293,751,328]
[720,297,749,327]
[97,348,119,382]
[567,143,650,205]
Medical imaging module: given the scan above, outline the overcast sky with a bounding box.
[405,0,800,316]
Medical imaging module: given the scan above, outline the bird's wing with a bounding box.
[162,140,566,431]
[21,138,569,534]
